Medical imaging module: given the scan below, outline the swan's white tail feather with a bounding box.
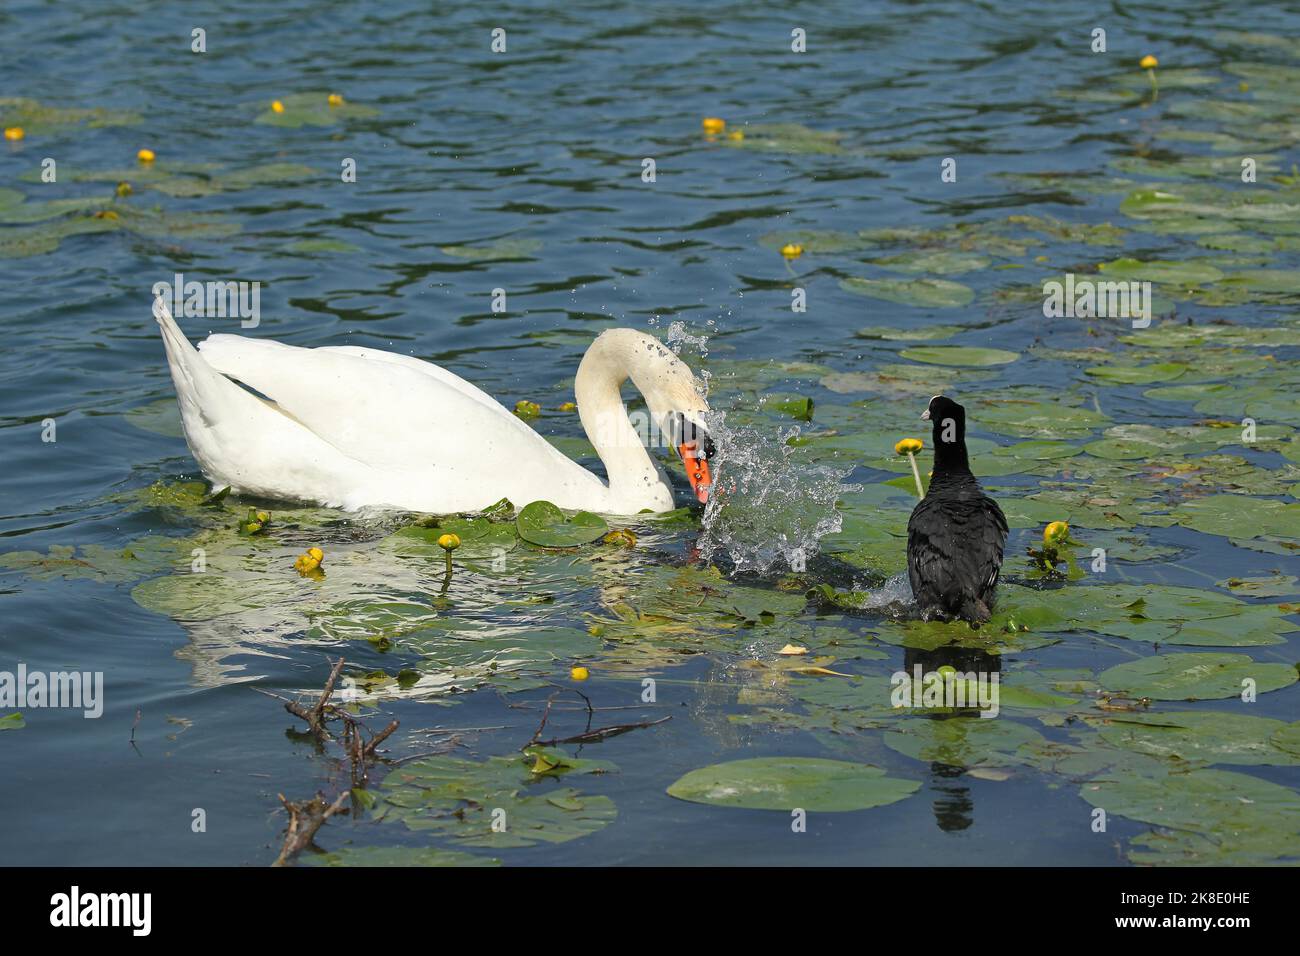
[153,296,230,427]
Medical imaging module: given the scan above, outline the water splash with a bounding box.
[697,420,858,575]
[656,319,854,575]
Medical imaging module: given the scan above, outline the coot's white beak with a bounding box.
[920,408,931,421]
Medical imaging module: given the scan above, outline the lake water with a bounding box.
[2,0,1299,866]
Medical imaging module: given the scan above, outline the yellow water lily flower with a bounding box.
[115,181,132,196]
[437,533,461,551]
[294,547,324,575]
[780,243,803,259]
[571,666,589,681]
[702,117,726,134]
[1139,54,1158,69]
[3,127,24,141]
[558,401,577,412]
[137,148,155,163]
[327,93,344,107]
[271,100,285,113]
[1043,520,1069,544]
[514,399,541,419]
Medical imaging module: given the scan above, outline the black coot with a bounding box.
[906,395,1008,626]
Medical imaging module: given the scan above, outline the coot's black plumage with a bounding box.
[907,395,1008,626]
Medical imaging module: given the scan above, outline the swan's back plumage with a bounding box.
[155,302,612,512]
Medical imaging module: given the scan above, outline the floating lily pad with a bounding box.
[1092,711,1300,766]
[899,346,1018,367]
[375,750,616,848]
[0,713,24,731]
[854,324,967,343]
[255,92,378,127]
[440,238,543,261]
[516,501,609,548]
[840,277,975,308]
[666,757,918,811]
[1098,652,1298,700]
[885,716,1046,768]
[1217,574,1299,597]
[873,250,991,275]
[1080,768,1300,865]
[0,97,141,135]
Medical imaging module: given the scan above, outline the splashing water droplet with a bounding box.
[698,420,858,574]
[658,320,853,574]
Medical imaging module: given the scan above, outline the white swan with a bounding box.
[153,298,715,515]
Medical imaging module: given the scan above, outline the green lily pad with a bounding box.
[1097,258,1224,286]
[899,346,1019,367]
[254,92,379,127]
[873,250,991,275]
[1092,711,1300,766]
[854,325,966,342]
[1217,574,1299,597]
[1098,652,1298,700]
[0,713,25,731]
[666,757,918,811]
[1271,722,1300,756]
[1080,768,1300,865]
[885,716,1046,768]
[440,238,543,261]
[375,750,616,848]
[0,97,141,135]
[516,501,609,548]
[1085,362,1188,384]
[839,277,975,308]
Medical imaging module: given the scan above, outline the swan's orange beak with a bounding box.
[678,441,712,504]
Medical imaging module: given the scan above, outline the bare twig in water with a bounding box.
[283,656,347,736]
[533,715,672,747]
[266,658,400,866]
[273,791,349,867]
[526,691,560,747]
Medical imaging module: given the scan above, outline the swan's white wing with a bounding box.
[313,344,503,413]
[196,333,572,474]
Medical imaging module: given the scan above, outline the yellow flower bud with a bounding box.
[780,243,803,259]
[602,528,637,548]
[558,401,577,412]
[3,127,25,141]
[1139,55,1158,70]
[570,666,589,681]
[1044,520,1069,544]
[727,129,744,141]
[137,148,156,163]
[437,533,461,551]
[115,181,132,196]
[702,117,726,134]
[327,93,344,107]
[271,100,285,113]
[895,437,923,455]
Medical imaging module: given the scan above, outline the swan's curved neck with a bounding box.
[573,332,673,511]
